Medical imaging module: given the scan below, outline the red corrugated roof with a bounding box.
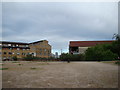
[69,40,113,47]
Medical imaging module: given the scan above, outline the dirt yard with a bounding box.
[1,61,118,88]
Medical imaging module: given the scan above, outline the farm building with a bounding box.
[69,40,113,54]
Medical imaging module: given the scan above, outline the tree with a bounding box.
[112,34,120,57]
[85,44,118,61]
[85,34,120,61]
[60,53,85,61]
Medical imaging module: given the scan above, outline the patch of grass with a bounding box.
[0,68,8,70]
[30,67,37,70]
[18,63,23,66]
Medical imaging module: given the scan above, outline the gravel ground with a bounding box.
[2,61,118,88]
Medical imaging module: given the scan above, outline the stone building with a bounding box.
[0,40,51,60]
[69,40,113,54]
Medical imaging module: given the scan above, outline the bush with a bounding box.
[23,54,34,61]
[85,44,118,61]
[23,55,54,61]
[12,56,18,61]
[60,53,85,61]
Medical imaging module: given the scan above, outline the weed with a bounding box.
[0,68,8,70]
[18,64,23,66]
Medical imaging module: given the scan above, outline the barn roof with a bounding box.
[69,40,113,47]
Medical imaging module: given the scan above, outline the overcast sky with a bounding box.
[2,2,118,54]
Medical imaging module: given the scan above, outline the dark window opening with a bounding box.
[69,47,79,53]
[9,52,12,55]
[4,52,6,54]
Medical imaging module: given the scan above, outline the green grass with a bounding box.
[0,68,8,70]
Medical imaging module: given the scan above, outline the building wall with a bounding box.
[29,40,51,58]
[2,48,30,59]
[1,40,51,60]
[78,47,88,54]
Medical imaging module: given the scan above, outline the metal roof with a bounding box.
[69,40,114,47]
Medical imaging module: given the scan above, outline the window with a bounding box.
[8,57,11,59]
[22,53,25,55]
[40,53,42,55]
[4,52,6,54]
[16,44,19,46]
[17,48,20,50]
[3,44,8,46]
[17,53,20,55]
[9,48,12,50]
[12,45,15,47]
[0,44,2,46]
[9,52,12,55]
[40,49,42,51]
[44,53,46,55]
[26,45,28,47]
[48,54,50,56]
[48,50,50,53]
[44,49,47,52]
[0,52,1,54]
[3,57,6,59]
[8,44,11,46]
